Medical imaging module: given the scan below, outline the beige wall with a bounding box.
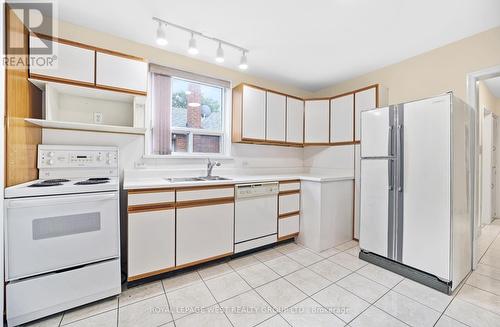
[56,21,313,99]
[313,26,500,105]
[479,80,500,115]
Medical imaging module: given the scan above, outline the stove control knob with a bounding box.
[48,151,55,158]
[97,155,103,161]
[106,160,111,165]
[48,159,54,166]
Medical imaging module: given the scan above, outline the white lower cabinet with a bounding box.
[128,208,175,279]
[279,215,300,238]
[176,202,234,266]
[279,193,300,215]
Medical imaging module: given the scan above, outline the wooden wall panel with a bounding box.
[5,5,42,186]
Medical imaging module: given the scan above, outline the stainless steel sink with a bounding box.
[165,177,205,183]
[165,176,232,183]
[200,176,232,181]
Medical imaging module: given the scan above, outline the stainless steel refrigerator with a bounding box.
[359,93,474,294]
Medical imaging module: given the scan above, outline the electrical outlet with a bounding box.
[93,112,103,124]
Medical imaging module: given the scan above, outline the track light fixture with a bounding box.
[153,17,249,70]
[156,21,167,46]
[238,51,248,70]
[215,42,224,63]
[188,33,199,55]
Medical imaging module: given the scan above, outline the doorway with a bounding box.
[467,67,500,268]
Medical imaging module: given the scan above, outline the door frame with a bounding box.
[466,65,500,268]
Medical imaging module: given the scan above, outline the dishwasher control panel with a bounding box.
[235,182,279,199]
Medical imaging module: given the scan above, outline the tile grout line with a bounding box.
[196,269,236,327]
[160,276,177,327]
[116,297,120,327]
[431,229,500,327]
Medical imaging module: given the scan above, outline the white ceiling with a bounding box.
[485,76,500,98]
[55,0,500,91]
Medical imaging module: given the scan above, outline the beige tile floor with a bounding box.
[25,220,500,327]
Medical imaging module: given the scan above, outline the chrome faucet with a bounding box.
[206,158,221,177]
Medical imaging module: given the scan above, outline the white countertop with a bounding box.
[123,170,354,190]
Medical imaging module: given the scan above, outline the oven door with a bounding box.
[5,192,119,281]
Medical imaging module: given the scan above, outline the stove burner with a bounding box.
[44,179,70,183]
[75,179,110,185]
[88,177,110,181]
[29,181,63,187]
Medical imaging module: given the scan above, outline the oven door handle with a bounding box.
[6,193,117,208]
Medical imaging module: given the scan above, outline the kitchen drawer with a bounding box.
[279,181,300,192]
[128,209,175,280]
[128,189,174,207]
[176,185,234,202]
[279,193,300,215]
[279,214,300,238]
[7,259,120,326]
[176,202,234,266]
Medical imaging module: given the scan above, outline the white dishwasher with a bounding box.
[234,182,279,253]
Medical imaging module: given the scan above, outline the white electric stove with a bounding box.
[4,145,122,326]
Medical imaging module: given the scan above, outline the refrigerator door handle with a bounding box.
[388,126,394,156]
[398,124,404,192]
[388,160,393,191]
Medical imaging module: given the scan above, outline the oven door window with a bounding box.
[33,212,101,240]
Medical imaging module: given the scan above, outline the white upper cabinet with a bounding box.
[96,52,148,94]
[242,85,266,140]
[266,92,286,142]
[354,87,377,141]
[330,94,354,143]
[286,97,304,144]
[29,36,95,84]
[304,99,330,143]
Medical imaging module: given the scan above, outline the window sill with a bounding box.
[143,153,234,160]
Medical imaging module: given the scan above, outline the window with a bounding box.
[149,65,230,156]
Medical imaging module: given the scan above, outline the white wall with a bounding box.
[303,145,355,171]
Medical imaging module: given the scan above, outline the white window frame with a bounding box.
[145,73,232,159]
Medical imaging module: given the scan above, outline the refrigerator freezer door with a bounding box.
[361,107,394,158]
[401,95,451,281]
[360,159,394,258]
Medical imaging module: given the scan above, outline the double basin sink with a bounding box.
[165,176,231,183]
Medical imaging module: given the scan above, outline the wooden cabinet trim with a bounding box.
[279,189,300,196]
[128,203,175,213]
[29,73,95,88]
[174,252,233,271]
[278,211,300,219]
[278,233,299,241]
[32,32,145,61]
[176,197,234,209]
[175,184,234,191]
[128,265,177,282]
[128,188,175,194]
[95,83,147,96]
[279,179,300,184]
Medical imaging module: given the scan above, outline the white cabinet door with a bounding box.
[304,100,329,143]
[176,203,234,266]
[96,52,148,93]
[286,97,304,144]
[242,85,266,140]
[330,94,354,143]
[29,36,95,84]
[354,87,377,141]
[266,92,286,142]
[128,209,175,278]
